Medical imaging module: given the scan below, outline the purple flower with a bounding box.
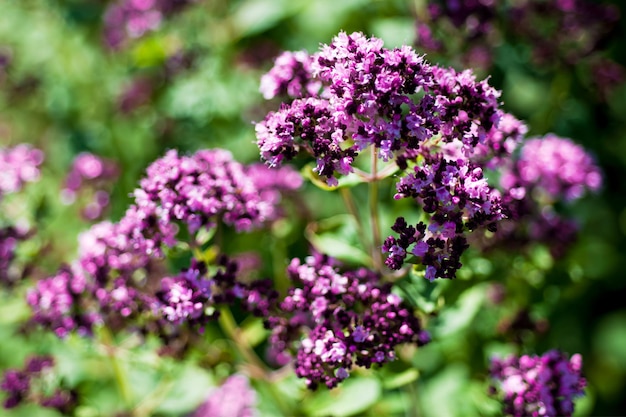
[128,149,292,254]
[503,134,602,202]
[103,0,196,49]
[27,219,151,337]
[260,50,321,100]
[1,355,75,413]
[467,113,527,169]
[0,225,29,286]
[490,350,587,417]
[478,134,602,257]
[155,259,214,327]
[192,374,257,417]
[0,144,43,199]
[0,369,29,409]
[267,253,428,390]
[28,148,284,340]
[61,152,119,220]
[26,266,100,338]
[386,155,503,278]
[257,32,509,186]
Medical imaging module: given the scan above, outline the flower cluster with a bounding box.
[477,134,602,257]
[27,220,276,339]
[192,374,258,417]
[266,253,429,389]
[27,263,106,338]
[156,257,276,329]
[61,152,119,220]
[259,50,321,100]
[27,148,289,340]
[490,350,586,417]
[416,0,622,73]
[501,134,602,202]
[26,218,150,337]
[103,0,196,49]
[1,355,75,413]
[256,31,506,186]
[0,225,29,286]
[385,155,503,279]
[0,144,43,199]
[508,0,620,66]
[128,149,300,255]
[471,113,528,169]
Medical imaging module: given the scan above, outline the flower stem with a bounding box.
[100,328,134,411]
[218,308,267,374]
[218,308,292,415]
[370,146,383,272]
[339,187,370,263]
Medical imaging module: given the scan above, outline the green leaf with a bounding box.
[370,18,417,48]
[240,317,268,348]
[231,0,305,38]
[131,36,169,68]
[301,164,366,191]
[399,268,447,314]
[434,284,486,337]
[305,215,371,265]
[381,368,419,390]
[155,365,213,414]
[419,363,470,417]
[303,377,382,417]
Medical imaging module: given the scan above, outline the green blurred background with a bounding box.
[1,0,625,415]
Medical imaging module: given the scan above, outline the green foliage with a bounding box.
[1,0,626,416]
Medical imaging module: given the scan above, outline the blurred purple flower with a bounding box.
[0,144,43,199]
[62,152,119,221]
[1,355,75,413]
[490,350,586,417]
[103,0,197,49]
[192,374,257,417]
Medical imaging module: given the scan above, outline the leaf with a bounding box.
[131,36,168,68]
[240,317,268,347]
[231,0,305,38]
[419,363,470,417]
[155,365,213,414]
[382,368,419,390]
[301,164,366,191]
[305,215,371,265]
[434,284,486,338]
[370,18,417,48]
[303,377,382,417]
[399,268,447,314]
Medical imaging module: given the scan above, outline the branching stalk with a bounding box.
[100,328,134,411]
[339,187,371,264]
[370,146,383,272]
[218,308,292,415]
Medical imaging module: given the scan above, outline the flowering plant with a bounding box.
[1,1,622,416]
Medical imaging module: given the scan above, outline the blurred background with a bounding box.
[1,0,625,415]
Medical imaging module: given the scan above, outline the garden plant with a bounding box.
[1,1,626,416]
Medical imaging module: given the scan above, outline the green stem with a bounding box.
[132,378,174,417]
[340,187,370,262]
[405,380,421,417]
[100,328,134,411]
[218,308,292,415]
[218,308,266,371]
[370,147,383,272]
